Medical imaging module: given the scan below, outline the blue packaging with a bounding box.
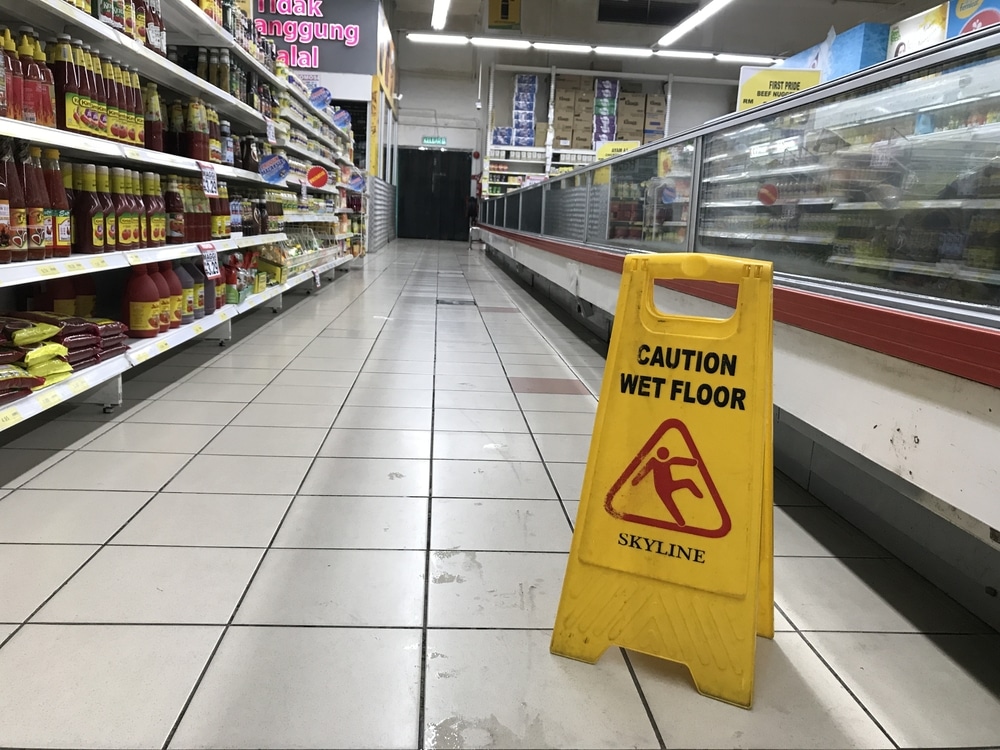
[515,74,539,93]
[513,110,534,126]
[513,91,536,109]
[949,0,1000,36]
[492,127,513,146]
[512,134,535,146]
[595,78,620,98]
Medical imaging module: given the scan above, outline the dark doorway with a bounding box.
[397,148,472,241]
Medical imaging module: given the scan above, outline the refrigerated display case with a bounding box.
[481,26,1000,323]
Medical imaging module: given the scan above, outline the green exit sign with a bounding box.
[422,136,447,146]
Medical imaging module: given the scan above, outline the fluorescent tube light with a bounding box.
[533,42,594,53]
[654,50,714,59]
[431,0,451,30]
[658,0,738,47]
[471,37,532,49]
[594,46,654,57]
[407,33,469,45]
[716,53,781,64]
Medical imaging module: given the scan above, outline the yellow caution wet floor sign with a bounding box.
[551,253,774,709]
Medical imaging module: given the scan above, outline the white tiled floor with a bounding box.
[0,240,997,749]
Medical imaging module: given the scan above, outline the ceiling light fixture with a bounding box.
[532,42,594,54]
[407,32,469,45]
[431,0,451,30]
[471,37,532,49]
[658,0,738,47]
[715,53,781,64]
[654,50,714,59]
[594,46,654,57]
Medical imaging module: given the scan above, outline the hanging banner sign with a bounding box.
[255,0,377,73]
[551,253,775,709]
[488,0,521,30]
[737,67,821,112]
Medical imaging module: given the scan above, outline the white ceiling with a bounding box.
[389,0,936,57]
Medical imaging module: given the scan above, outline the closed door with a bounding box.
[397,148,472,241]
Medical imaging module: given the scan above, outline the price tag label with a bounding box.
[37,390,62,408]
[124,147,142,160]
[127,253,141,265]
[199,243,222,281]
[66,261,86,272]
[0,407,23,428]
[135,351,150,363]
[199,162,220,197]
[69,378,90,395]
[266,118,277,145]
[37,265,59,277]
[157,341,170,352]
[90,257,109,269]
[194,324,205,334]
[218,311,228,321]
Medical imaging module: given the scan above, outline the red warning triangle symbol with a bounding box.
[604,419,731,538]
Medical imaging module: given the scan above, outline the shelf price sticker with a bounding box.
[127,253,141,265]
[90,257,109,269]
[66,261,86,272]
[37,390,62,409]
[199,162,219,197]
[266,118,277,145]
[69,378,90,395]
[37,265,59,277]
[157,341,170,353]
[0,407,23,428]
[194,324,205,334]
[199,243,222,280]
[134,350,150,363]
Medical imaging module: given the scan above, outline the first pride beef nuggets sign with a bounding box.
[550,253,775,709]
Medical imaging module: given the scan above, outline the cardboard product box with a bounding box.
[617,132,643,144]
[617,115,643,132]
[535,122,550,144]
[555,112,574,130]
[618,94,645,111]
[554,91,576,109]
[554,133,573,148]
[574,91,596,115]
[617,104,646,121]
[644,115,665,132]
[645,94,667,113]
[571,130,592,149]
[555,74,582,90]
[643,129,664,143]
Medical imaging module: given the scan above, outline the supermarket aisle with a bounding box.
[0,239,999,750]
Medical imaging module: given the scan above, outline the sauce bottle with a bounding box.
[184,260,205,318]
[201,259,216,314]
[141,171,156,248]
[174,260,194,324]
[96,165,115,253]
[18,32,42,125]
[90,47,108,139]
[112,61,128,142]
[2,140,25,261]
[23,146,49,260]
[52,35,76,132]
[134,0,147,47]
[50,277,76,315]
[101,55,120,141]
[151,172,165,247]
[208,105,221,163]
[165,174,184,243]
[0,148,9,263]
[32,40,55,128]
[145,0,160,53]
[123,0,136,40]
[123,264,159,337]
[219,182,231,237]
[129,66,144,147]
[68,41,91,135]
[147,262,169,332]
[97,0,115,28]
[144,82,162,151]
[42,149,70,258]
[73,273,96,316]
[109,167,129,252]
[158,260,182,328]
[79,44,98,136]
[119,64,134,144]
[1,29,21,122]
[72,163,102,254]
[132,170,147,248]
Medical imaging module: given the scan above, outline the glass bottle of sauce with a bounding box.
[110,167,129,252]
[61,159,74,247]
[220,119,233,165]
[134,0,147,48]
[2,140,25,261]
[129,66,144,147]
[42,149,70,258]
[79,45,98,137]
[32,40,55,128]
[219,182,231,237]
[144,82,162,151]
[2,29,21,122]
[96,165,115,253]
[142,172,156,247]
[90,47,108,139]
[123,0,136,40]
[133,170,147,249]
[112,60,128,143]
[23,146,49,260]
[184,260,205,319]
[145,0,160,53]
[219,50,230,95]
[52,35,76,132]
[208,106,221,163]
[72,163,103,254]
[174,261,194,325]
[98,56,118,141]
[165,174,184,244]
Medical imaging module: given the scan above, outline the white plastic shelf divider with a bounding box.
[0,0,266,130]
[0,355,133,431]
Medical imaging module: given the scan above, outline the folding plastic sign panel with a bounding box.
[551,252,774,709]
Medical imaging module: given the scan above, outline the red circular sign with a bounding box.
[307,166,329,188]
[758,183,779,206]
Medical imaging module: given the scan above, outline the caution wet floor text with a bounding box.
[551,252,774,708]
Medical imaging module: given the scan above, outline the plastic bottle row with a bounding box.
[170,45,277,120]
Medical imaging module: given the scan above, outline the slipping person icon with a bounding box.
[631,448,703,526]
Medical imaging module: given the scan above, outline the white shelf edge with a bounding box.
[280,114,344,156]
[125,304,237,365]
[275,138,339,172]
[284,214,340,223]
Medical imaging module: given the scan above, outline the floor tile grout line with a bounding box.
[161,255,420,749]
[621,649,667,750]
[417,248,440,750]
[776,602,902,749]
